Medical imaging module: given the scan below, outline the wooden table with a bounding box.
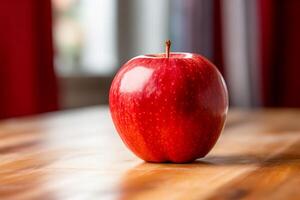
[0,107,300,200]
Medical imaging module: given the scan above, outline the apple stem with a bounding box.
[165,40,171,58]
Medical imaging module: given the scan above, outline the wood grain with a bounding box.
[0,107,300,200]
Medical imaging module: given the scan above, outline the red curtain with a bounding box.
[0,1,58,119]
[212,0,224,76]
[259,0,300,107]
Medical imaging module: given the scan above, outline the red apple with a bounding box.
[109,41,228,163]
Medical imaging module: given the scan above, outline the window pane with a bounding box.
[52,0,117,75]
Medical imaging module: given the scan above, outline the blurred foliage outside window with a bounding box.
[52,0,117,76]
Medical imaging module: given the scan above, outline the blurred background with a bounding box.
[0,0,299,119]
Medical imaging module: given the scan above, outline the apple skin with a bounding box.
[109,53,228,163]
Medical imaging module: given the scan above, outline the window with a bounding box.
[52,0,117,75]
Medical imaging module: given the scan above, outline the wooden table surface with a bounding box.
[0,106,300,200]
